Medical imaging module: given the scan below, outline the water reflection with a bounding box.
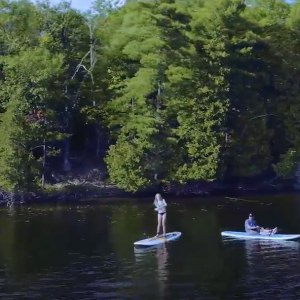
[134,244,169,300]
[1,197,300,299]
[245,239,300,260]
[243,239,300,299]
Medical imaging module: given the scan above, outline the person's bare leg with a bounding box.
[271,227,278,234]
[156,214,162,237]
[162,214,167,237]
[259,229,271,234]
[260,227,277,235]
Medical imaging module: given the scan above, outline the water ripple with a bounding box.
[238,240,300,299]
[1,203,300,299]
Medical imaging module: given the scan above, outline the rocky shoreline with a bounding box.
[0,174,297,207]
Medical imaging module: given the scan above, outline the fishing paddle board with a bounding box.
[221,231,300,241]
[134,232,182,247]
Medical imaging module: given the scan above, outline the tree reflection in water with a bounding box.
[243,239,300,299]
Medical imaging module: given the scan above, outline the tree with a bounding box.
[0,46,64,191]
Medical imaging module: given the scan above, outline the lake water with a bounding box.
[1,195,300,299]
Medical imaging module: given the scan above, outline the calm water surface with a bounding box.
[0,195,300,299]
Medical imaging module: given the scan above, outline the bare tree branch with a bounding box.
[71,19,98,84]
[71,50,90,79]
[29,145,55,151]
[29,145,44,151]
[241,114,275,137]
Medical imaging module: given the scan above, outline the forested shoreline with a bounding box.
[0,0,300,202]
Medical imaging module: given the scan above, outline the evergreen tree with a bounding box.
[0,0,299,193]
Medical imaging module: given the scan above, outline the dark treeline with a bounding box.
[0,0,300,194]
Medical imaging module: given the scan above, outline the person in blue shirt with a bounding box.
[245,213,277,235]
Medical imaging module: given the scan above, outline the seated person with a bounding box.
[245,213,277,235]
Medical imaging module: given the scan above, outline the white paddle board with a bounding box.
[134,231,182,247]
[221,231,300,241]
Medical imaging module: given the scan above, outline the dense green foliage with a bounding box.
[0,0,300,192]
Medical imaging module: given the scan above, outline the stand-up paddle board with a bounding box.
[134,232,181,247]
[221,231,300,241]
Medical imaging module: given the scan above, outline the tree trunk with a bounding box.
[96,126,100,157]
[63,138,71,171]
[41,137,46,188]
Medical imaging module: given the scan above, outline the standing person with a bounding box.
[154,193,167,237]
[245,213,277,235]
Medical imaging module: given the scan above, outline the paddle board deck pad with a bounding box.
[221,231,300,241]
[134,232,182,247]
